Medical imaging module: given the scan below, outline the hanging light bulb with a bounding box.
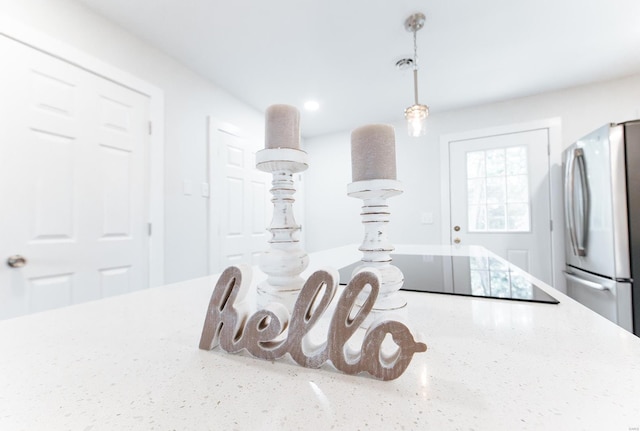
[403,13,428,137]
[405,103,429,137]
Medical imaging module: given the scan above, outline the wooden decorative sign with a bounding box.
[199,265,427,381]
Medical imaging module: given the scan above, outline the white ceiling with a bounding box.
[76,0,640,138]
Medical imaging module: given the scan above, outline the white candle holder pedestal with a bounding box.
[256,148,309,312]
[347,179,407,325]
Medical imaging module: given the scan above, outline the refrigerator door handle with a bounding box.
[564,271,610,291]
[565,148,589,257]
[574,148,589,256]
[565,148,579,256]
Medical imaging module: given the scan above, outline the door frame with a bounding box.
[439,118,565,291]
[0,18,165,287]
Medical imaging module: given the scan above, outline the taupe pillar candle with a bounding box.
[351,124,397,181]
[265,104,300,149]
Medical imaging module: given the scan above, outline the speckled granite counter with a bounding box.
[1,245,639,430]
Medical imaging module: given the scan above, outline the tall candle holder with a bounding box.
[256,147,308,312]
[348,178,407,322]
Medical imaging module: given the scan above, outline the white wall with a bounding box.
[304,73,640,253]
[4,0,640,283]
[0,0,265,283]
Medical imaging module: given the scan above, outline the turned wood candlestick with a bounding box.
[256,147,308,312]
[348,179,407,322]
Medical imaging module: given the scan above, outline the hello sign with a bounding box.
[199,265,427,380]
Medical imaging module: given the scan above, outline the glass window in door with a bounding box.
[467,146,531,232]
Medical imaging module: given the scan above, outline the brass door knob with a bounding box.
[453,238,461,244]
[453,226,461,231]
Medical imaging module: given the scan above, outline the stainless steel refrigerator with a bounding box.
[563,120,640,336]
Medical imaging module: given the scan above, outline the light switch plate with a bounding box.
[420,212,433,224]
[183,179,193,196]
[201,182,210,197]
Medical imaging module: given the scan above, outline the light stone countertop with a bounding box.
[1,244,639,430]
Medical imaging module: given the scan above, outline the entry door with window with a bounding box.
[0,36,150,319]
[448,129,552,283]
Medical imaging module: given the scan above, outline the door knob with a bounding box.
[453,225,461,231]
[7,255,27,268]
[453,238,461,244]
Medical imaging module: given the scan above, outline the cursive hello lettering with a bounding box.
[199,265,427,381]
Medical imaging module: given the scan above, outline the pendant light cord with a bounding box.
[412,28,420,105]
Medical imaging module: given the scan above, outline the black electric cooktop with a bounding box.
[338,254,559,305]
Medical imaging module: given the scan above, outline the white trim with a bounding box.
[0,18,165,287]
[439,118,565,291]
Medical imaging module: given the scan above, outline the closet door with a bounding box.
[0,35,150,319]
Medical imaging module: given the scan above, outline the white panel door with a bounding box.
[448,129,552,283]
[209,121,270,271]
[0,36,149,319]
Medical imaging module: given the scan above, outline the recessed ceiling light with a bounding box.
[304,100,320,111]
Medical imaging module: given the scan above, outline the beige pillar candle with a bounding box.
[265,104,300,149]
[351,124,397,181]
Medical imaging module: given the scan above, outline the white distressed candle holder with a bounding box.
[255,147,309,312]
[348,179,407,323]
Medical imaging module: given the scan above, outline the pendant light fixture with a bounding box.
[402,12,428,137]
